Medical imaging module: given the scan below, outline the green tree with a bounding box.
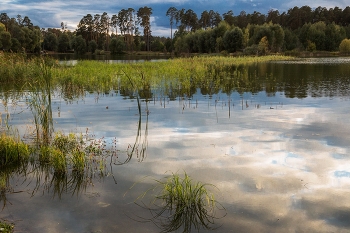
[71,35,86,55]
[11,38,21,52]
[306,40,316,52]
[283,28,299,50]
[307,21,326,51]
[199,10,210,29]
[174,36,189,55]
[110,14,119,36]
[181,9,199,32]
[43,32,58,51]
[324,23,346,51]
[58,33,70,52]
[76,14,94,42]
[258,36,269,54]
[166,7,178,40]
[110,37,125,54]
[0,22,5,32]
[269,24,284,52]
[223,27,243,52]
[266,10,280,24]
[137,6,153,51]
[223,10,235,26]
[339,39,350,53]
[151,39,164,52]
[0,13,10,31]
[88,40,97,53]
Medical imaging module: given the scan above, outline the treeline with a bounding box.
[169,6,350,54]
[0,14,42,53]
[1,5,350,55]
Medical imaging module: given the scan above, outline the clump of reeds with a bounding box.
[0,219,14,233]
[35,131,110,177]
[0,133,30,167]
[134,173,225,232]
[29,131,112,198]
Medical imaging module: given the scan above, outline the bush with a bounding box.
[339,39,350,53]
[71,35,86,55]
[243,44,259,55]
[223,27,243,53]
[110,38,125,54]
[88,40,97,54]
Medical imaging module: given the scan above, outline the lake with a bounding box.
[1,57,350,232]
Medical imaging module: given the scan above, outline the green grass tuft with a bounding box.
[0,134,30,167]
[134,173,225,232]
[0,220,14,233]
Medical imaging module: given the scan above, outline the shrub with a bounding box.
[339,39,350,53]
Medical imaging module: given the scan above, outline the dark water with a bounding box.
[1,57,350,232]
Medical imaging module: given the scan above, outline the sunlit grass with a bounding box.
[0,133,30,167]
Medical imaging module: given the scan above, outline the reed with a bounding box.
[134,173,225,232]
[28,57,56,146]
[0,220,14,233]
[0,133,30,167]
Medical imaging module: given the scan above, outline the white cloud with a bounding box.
[1,0,350,34]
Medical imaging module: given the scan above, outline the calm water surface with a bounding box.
[1,57,350,232]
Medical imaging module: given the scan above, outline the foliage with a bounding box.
[1,6,350,54]
[88,40,97,53]
[306,40,316,52]
[137,7,153,51]
[110,38,125,54]
[258,36,269,54]
[43,32,58,51]
[339,39,350,53]
[223,27,243,53]
[0,31,12,51]
[71,35,86,55]
[58,33,70,53]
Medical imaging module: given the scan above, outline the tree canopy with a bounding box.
[1,5,350,54]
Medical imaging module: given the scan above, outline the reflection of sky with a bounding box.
[2,82,350,232]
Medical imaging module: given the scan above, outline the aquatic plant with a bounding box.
[28,57,57,146]
[0,134,30,167]
[134,173,225,232]
[0,220,14,233]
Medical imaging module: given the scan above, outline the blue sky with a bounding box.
[0,0,348,36]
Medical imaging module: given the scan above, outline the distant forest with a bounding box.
[0,5,350,55]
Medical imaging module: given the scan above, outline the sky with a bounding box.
[0,0,349,37]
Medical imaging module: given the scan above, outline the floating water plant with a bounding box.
[134,173,226,232]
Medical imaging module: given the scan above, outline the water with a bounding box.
[1,57,350,232]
